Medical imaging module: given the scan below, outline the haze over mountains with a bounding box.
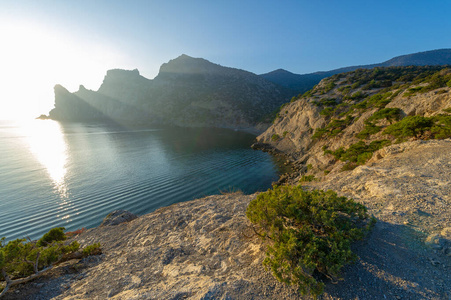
[261,49,451,94]
[47,49,451,130]
[48,55,293,130]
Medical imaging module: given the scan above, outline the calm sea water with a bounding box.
[0,120,281,241]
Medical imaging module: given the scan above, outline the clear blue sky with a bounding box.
[0,0,450,118]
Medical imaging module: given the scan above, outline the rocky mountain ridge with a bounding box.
[47,55,293,132]
[261,48,451,94]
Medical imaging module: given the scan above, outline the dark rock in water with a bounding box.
[251,142,283,155]
[101,210,137,226]
[36,114,49,120]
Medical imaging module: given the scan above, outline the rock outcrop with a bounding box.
[100,210,138,227]
[47,55,293,132]
[256,66,451,180]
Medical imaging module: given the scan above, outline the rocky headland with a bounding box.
[256,66,451,181]
[47,55,294,132]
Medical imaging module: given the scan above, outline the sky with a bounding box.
[0,0,450,120]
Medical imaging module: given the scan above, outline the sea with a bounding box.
[0,119,282,242]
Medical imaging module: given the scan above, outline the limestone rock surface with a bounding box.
[100,210,138,227]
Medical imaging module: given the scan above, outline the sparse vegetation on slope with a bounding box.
[0,228,101,298]
[383,114,451,141]
[307,66,451,141]
[258,65,451,179]
[324,140,391,170]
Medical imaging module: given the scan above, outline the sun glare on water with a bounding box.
[18,119,76,222]
[20,119,68,197]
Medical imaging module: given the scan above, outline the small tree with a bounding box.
[246,186,375,297]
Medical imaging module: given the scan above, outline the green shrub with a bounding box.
[299,175,316,182]
[246,187,375,297]
[430,114,451,139]
[312,116,355,140]
[367,92,395,108]
[353,100,369,110]
[283,131,289,138]
[356,121,381,139]
[325,140,391,170]
[345,91,365,100]
[319,107,335,116]
[303,90,313,98]
[367,108,402,124]
[321,98,338,106]
[351,82,361,89]
[82,243,102,257]
[311,128,328,140]
[36,227,66,247]
[324,81,336,93]
[338,85,351,95]
[339,162,358,171]
[271,134,280,141]
[383,116,434,138]
[63,241,80,254]
[403,86,423,97]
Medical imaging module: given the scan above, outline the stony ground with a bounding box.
[3,140,450,299]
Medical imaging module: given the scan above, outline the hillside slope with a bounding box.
[256,66,451,182]
[48,55,293,132]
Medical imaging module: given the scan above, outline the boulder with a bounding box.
[101,210,137,226]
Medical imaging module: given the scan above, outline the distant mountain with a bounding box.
[259,69,323,95]
[261,49,451,94]
[48,55,293,131]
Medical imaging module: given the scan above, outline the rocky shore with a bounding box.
[3,139,450,300]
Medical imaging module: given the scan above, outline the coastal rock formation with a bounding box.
[47,55,293,132]
[256,66,451,180]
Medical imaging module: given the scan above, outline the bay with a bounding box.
[0,120,281,241]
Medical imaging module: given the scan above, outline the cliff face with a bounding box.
[48,55,293,131]
[49,84,149,122]
[256,66,451,180]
